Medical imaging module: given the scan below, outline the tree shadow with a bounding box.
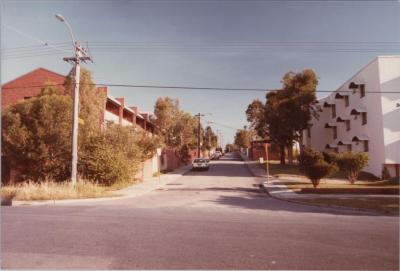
[207,188,397,217]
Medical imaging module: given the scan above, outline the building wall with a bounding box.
[1,68,66,111]
[379,57,400,173]
[303,56,400,178]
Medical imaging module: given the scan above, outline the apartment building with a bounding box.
[1,67,158,182]
[1,67,155,133]
[302,56,400,179]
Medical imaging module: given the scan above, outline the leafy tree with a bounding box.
[246,99,267,138]
[204,126,218,150]
[264,69,318,164]
[2,85,73,182]
[64,68,106,137]
[299,148,337,188]
[234,129,253,149]
[335,152,369,184]
[153,97,180,146]
[153,97,201,162]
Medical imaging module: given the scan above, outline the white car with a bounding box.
[192,158,210,171]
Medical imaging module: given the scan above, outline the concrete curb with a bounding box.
[11,165,192,207]
[238,152,398,216]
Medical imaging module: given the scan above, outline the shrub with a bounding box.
[2,86,73,182]
[322,151,339,164]
[381,167,391,181]
[79,124,141,186]
[299,148,337,187]
[336,152,369,184]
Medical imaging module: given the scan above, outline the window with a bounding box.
[24,96,31,100]
[360,85,365,98]
[361,112,367,125]
[333,126,337,139]
[332,104,336,118]
[364,141,369,152]
[347,144,352,152]
[307,127,311,138]
[346,120,351,131]
[344,96,349,107]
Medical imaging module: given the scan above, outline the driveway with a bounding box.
[1,153,399,269]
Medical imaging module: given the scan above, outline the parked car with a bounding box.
[210,153,219,160]
[192,158,210,171]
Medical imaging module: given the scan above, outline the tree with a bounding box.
[234,129,252,149]
[2,85,73,182]
[264,69,318,165]
[64,68,106,137]
[246,99,267,138]
[335,152,369,184]
[204,126,218,150]
[153,97,201,162]
[299,148,337,188]
[153,97,180,146]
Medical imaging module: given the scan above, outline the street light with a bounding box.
[55,13,91,185]
[55,14,76,50]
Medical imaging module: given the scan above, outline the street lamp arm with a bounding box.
[55,14,76,55]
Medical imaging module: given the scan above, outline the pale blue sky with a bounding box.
[1,0,399,144]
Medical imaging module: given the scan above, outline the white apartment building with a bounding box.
[303,56,400,179]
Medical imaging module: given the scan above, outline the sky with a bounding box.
[1,0,399,144]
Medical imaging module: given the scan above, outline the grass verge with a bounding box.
[294,197,399,214]
[1,181,117,201]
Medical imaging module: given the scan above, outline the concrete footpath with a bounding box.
[12,165,191,206]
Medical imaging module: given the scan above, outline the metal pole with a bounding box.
[266,143,270,184]
[197,114,201,158]
[70,51,80,185]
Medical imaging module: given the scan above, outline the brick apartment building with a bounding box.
[1,67,169,183]
[1,67,155,133]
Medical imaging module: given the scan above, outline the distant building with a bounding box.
[302,56,400,179]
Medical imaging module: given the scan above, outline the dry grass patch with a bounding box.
[1,181,117,201]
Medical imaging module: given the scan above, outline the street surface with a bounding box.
[1,153,399,269]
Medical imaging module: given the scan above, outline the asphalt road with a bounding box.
[1,153,399,270]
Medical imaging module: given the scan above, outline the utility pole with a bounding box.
[56,14,92,185]
[195,113,204,158]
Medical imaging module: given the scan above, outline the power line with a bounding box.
[2,82,400,94]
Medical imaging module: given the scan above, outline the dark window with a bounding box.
[361,112,367,125]
[333,126,337,139]
[364,141,369,152]
[307,127,311,138]
[24,96,31,100]
[344,96,349,107]
[346,120,351,131]
[360,85,365,98]
[332,104,336,118]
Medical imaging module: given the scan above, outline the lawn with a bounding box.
[294,197,399,214]
[261,160,380,181]
[260,161,399,191]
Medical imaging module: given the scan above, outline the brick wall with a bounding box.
[2,68,66,111]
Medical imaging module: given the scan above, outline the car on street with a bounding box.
[192,158,210,171]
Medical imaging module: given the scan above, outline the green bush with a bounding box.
[381,167,391,181]
[79,124,142,186]
[335,152,369,184]
[2,86,73,183]
[299,148,337,187]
